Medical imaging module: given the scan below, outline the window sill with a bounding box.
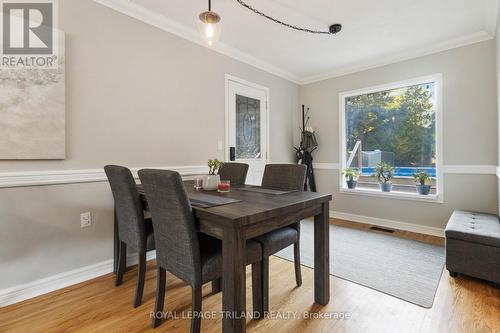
[339,187,443,203]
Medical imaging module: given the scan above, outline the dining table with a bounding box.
[113,180,332,333]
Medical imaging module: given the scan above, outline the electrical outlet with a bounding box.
[217,140,223,151]
[80,212,92,228]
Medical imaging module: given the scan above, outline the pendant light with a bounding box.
[198,0,221,46]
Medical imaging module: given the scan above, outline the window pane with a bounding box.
[345,82,437,194]
[236,94,261,159]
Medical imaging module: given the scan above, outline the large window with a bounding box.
[340,75,442,201]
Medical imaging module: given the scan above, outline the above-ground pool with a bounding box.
[361,167,436,177]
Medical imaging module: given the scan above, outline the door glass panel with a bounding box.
[235,94,261,159]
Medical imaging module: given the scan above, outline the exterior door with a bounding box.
[226,75,269,185]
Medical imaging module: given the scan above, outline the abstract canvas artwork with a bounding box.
[0,37,65,159]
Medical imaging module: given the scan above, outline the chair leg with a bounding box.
[293,242,302,287]
[191,286,202,333]
[133,250,147,308]
[115,241,126,286]
[152,267,166,328]
[261,257,269,314]
[211,278,222,294]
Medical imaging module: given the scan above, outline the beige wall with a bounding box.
[0,0,299,290]
[496,11,500,214]
[300,40,498,229]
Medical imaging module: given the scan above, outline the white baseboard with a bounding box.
[0,251,156,308]
[330,210,445,237]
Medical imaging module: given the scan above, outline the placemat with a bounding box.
[188,192,241,208]
[235,186,296,195]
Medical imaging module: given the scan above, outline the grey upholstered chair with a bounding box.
[138,169,263,331]
[104,165,155,308]
[218,162,249,186]
[256,163,307,313]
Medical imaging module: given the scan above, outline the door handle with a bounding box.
[230,147,236,161]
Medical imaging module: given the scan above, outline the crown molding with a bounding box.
[94,1,496,86]
[93,0,301,84]
[299,31,493,85]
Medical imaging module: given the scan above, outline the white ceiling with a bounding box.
[96,0,500,84]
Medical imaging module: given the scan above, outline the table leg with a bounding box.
[314,202,330,305]
[222,227,247,333]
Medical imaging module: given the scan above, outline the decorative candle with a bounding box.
[218,180,231,193]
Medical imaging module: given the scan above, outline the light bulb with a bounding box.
[198,10,221,46]
[205,23,214,38]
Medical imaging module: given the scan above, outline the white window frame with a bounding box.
[339,74,444,203]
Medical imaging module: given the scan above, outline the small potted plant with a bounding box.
[204,159,223,191]
[342,168,359,189]
[413,170,432,195]
[375,161,394,192]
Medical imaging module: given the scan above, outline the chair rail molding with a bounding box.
[0,166,208,188]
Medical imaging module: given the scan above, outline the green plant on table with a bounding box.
[208,159,223,175]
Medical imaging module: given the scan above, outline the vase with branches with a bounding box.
[294,105,318,191]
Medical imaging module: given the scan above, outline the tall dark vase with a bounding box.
[303,151,316,192]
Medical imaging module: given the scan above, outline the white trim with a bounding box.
[339,74,444,202]
[330,210,445,237]
[0,164,492,189]
[313,163,341,170]
[93,0,300,84]
[0,252,156,307]
[224,74,270,164]
[0,166,207,188]
[339,187,442,203]
[496,166,500,178]
[442,165,497,175]
[300,32,493,85]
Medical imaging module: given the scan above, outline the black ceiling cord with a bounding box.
[235,0,342,35]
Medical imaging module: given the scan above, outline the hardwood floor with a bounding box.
[1,219,498,333]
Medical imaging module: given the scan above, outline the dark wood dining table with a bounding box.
[113,181,332,333]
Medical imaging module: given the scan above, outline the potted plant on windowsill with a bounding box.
[375,161,394,192]
[204,159,223,191]
[413,170,432,195]
[342,168,359,189]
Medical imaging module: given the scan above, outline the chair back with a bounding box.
[104,165,146,251]
[138,169,201,286]
[261,164,307,191]
[219,162,249,185]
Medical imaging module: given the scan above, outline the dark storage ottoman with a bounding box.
[445,210,500,287]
